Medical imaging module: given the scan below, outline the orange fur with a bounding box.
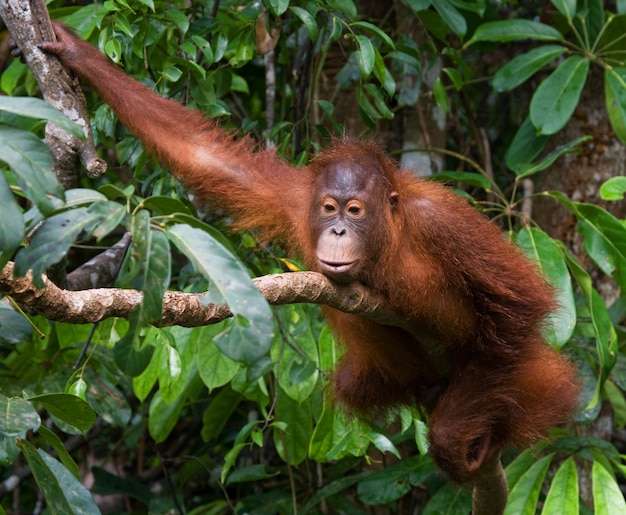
[42,23,580,484]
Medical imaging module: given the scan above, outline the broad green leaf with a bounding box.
[530,56,589,135]
[38,448,100,513]
[422,483,472,515]
[516,228,576,347]
[505,116,548,173]
[300,472,368,515]
[0,96,84,138]
[200,387,243,443]
[17,441,74,515]
[553,198,626,290]
[352,21,395,49]
[367,430,400,458]
[266,0,289,16]
[197,338,240,390]
[308,405,336,461]
[593,461,626,514]
[506,449,542,490]
[273,388,312,466]
[0,305,32,345]
[326,0,357,18]
[431,170,492,190]
[161,65,183,83]
[135,0,155,10]
[357,455,435,505]
[541,457,578,514]
[515,135,590,178]
[166,9,189,34]
[600,176,626,200]
[604,67,626,145]
[603,380,626,429]
[433,76,450,112]
[364,83,394,119]
[114,328,155,377]
[433,0,466,37]
[555,238,617,405]
[0,125,62,215]
[148,373,202,443]
[504,454,554,515]
[272,308,319,403]
[0,172,24,268]
[29,393,96,432]
[289,6,318,42]
[167,224,273,363]
[467,20,564,45]
[0,395,40,436]
[551,0,577,20]
[13,206,105,282]
[37,426,81,480]
[355,35,375,77]
[493,45,566,92]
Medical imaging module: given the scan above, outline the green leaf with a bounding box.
[505,116,548,173]
[422,483,472,515]
[161,65,183,82]
[355,35,375,77]
[541,457,578,514]
[0,395,40,436]
[504,454,553,515]
[357,455,435,505]
[308,405,336,461]
[554,238,617,405]
[289,6,318,42]
[29,393,96,432]
[530,56,590,135]
[197,338,240,390]
[113,332,154,377]
[603,380,626,429]
[431,170,492,190]
[432,76,450,112]
[604,67,626,145]
[593,461,626,514]
[0,305,32,345]
[273,307,319,402]
[514,135,590,178]
[167,224,273,363]
[0,125,62,215]
[273,388,311,466]
[0,172,24,268]
[551,0,577,20]
[14,207,102,283]
[493,45,567,92]
[433,0,466,37]
[36,426,81,480]
[467,20,564,45]
[148,373,202,443]
[326,0,357,18]
[516,228,576,348]
[266,0,289,16]
[166,9,190,34]
[352,21,395,49]
[600,176,626,200]
[0,96,84,138]
[36,446,101,514]
[18,441,75,515]
[200,387,242,443]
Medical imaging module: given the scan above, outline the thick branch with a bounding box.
[0,0,106,185]
[0,262,406,329]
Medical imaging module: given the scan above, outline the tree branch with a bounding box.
[0,0,107,186]
[0,261,406,329]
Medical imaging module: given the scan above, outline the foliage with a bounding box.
[1,0,626,513]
